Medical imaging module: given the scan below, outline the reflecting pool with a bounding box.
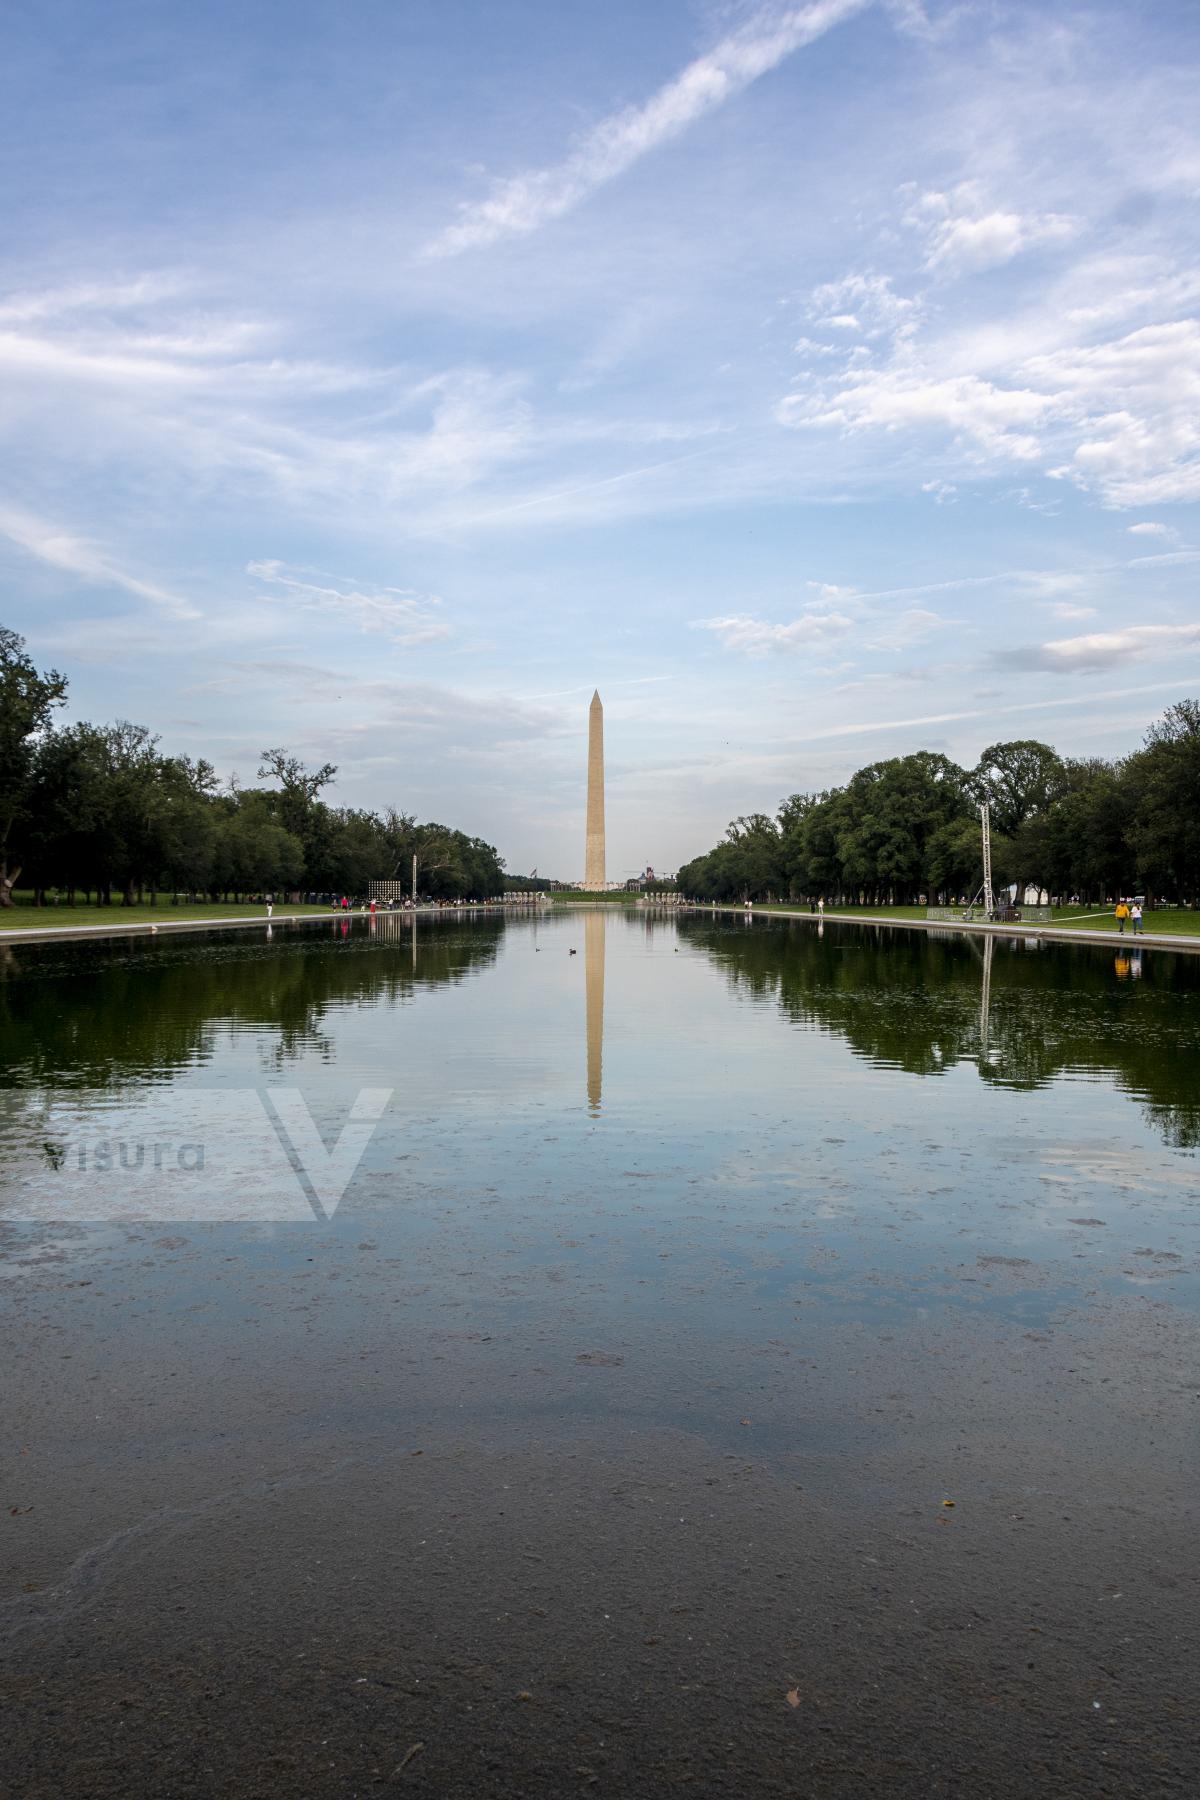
[2,910,1198,1797]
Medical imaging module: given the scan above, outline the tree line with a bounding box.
[1,913,505,1085]
[677,704,1200,907]
[676,916,1200,1145]
[0,627,506,906]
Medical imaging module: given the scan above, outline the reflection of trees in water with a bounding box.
[678,917,1200,1147]
[0,914,505,1089]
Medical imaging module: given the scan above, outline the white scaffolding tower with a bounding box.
[980,802,995,917]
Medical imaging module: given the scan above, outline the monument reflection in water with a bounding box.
[585,907,605,1114]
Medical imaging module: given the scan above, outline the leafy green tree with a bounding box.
[970,740,1067,837]
[1021,758,1132,901]
[836,753,970,902]
[724,814,786,899]
[0,628,67,905]
[211,793,305,897]
[1126,701,1200,903]
[927,812,993,899]
[787,789,852,899]
[156,757,221,896]
[683,706,1200,914]
[257,749,338,833]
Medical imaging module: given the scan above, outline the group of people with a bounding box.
[325,894,494,914]
[1114,900,1144,935]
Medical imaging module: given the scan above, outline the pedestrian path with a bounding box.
[713,905,1200,955]
[0,903,510,945]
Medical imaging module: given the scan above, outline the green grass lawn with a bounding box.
[6,892,1197,939]
[1038,906,1200,936]
[740,902,930,920]
[0,898,337,931]
[740,900,1200,935]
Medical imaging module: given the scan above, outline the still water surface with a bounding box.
[2,909,1198,1795]
[3,905,1198,1259]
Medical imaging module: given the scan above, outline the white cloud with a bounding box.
[1046,602,1097,621]
[866,606,952,650]
[692,608,856,656]
[997,622,1200,673]
[784,281,1200,504]
[879,0,935,36]
[0,274,187,326]
[247,561,451,645]
[779,367,1051,459]
[1125,549,1200,569]
[808,272,920,340]
[910,185,1077,275]
[423,0,871,257]
[0,502,198,617]
[1126,521,1180,542]
[1064,262,1200,331]
[693,587,957,658]
[1027,320,1200,505]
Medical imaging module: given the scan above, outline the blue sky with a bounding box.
[2,0,1198,879]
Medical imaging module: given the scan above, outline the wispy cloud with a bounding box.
[780,364,1052,460]
[903,183,1077,275]
[0,502,198,617]
[693,588,956,657]
[785,296,1200,505]
[693,608,857,656]
[808,272,920,338]
[1125,549,1200,569]
[1038,320,1200,505]
[4,0,1200,875]
[247,561,452,645]
[996,623,1200,674]
[773,681,1199,747]
[1045,601,1097,621]
[423,0,871,257]
[0,274,187,326]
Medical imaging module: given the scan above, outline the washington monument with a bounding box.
[584,689,605,890]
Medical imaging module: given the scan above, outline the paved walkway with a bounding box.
[707,903,1200,954]
[0,904,511,946]
[4,901,1196,955]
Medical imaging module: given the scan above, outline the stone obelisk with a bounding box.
[584,689,605,890]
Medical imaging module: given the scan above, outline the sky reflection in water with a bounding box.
[1,909,1197,1336]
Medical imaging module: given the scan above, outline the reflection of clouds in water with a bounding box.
[0,1088,317,1222]
[0,1231,92,1279]
[1034,1142,1199,1200]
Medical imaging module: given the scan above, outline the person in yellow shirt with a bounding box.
[1114,900,1130,935]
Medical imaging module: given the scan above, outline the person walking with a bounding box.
[1114,899,1130,935]
[266,892,274,919]
[1131,901,1143,935]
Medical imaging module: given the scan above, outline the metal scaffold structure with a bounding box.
[980,802,995,916]
[926,802,999,923]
